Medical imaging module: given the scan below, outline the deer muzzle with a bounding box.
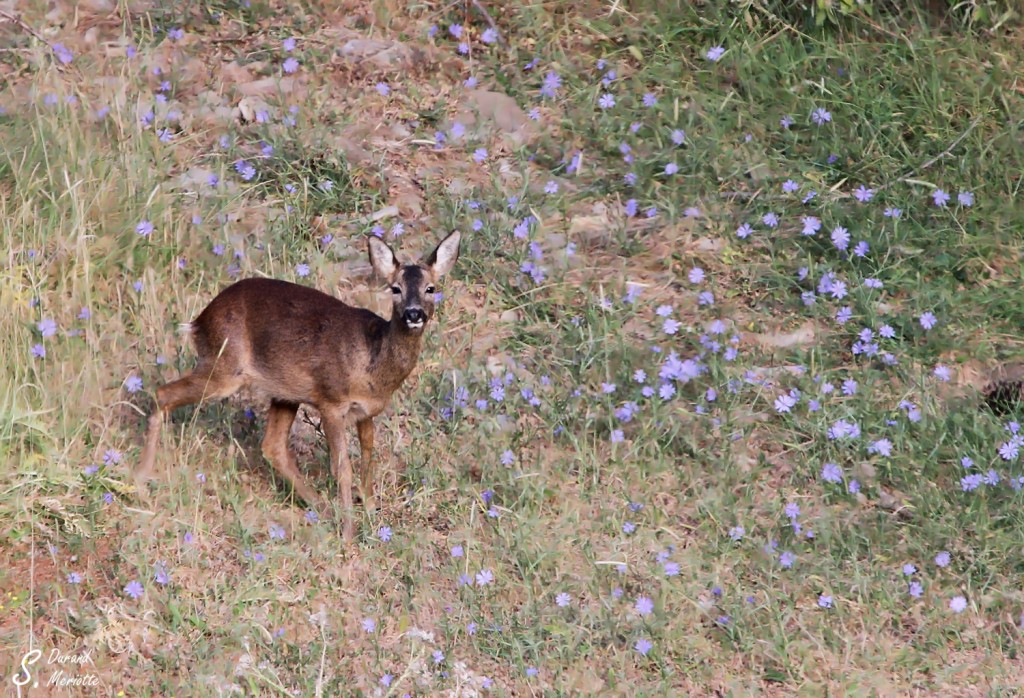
[402,308,426,329]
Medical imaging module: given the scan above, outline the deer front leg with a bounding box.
[355,418,377,513]
[321,409,355,542]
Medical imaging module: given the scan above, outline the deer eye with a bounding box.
[391,286,401,294]
[425,285,436,294]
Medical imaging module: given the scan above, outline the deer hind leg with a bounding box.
[261,399,323,511]
[355,418,377,513]
[321,409,355,542]
[136,363,244,484]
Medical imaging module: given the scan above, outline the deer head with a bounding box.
[367,230,462,333]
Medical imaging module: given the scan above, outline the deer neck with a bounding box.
[376,314,425,386]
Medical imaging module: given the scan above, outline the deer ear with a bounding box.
[425,231,461,278]
[367,235,399,280]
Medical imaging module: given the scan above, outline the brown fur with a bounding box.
[137,232,461,541]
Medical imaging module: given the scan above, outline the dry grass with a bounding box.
[4,1,1024,695]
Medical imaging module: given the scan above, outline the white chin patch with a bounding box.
[406,321,424,330]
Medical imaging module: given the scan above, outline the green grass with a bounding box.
[3,1,1024,695]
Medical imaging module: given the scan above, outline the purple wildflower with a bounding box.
[811,107,832,126]
[821,463,842,483]
[705,46,725,61]
[124,580,144,599]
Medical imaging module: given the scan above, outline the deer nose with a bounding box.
[403,308,426,325]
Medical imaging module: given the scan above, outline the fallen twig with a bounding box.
[0,8,77,75]
[0,9,52,49]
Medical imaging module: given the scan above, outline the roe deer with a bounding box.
[136,231,462,541]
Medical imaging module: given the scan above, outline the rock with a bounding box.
[325,132,370,165]
[234,96,272,124]
[747,321,819,349]
[361,206,399,224]
[236,77,297,97]
[486,353,515,376]
[202,105,236,127]
[44,5,64,23]
[196,89,228,109]
[467,90,529,132]
[491,415,518,434]
[746,161,773,184]
[335,37,424,71]
[544,233,567,249]
[569,203,613,245]
[729,437,757,472]
[454,89,535,145]
[692,235,725,254]
[856,462,877,481]
[175,167,217,194]
[446,178,471,196]
[471,332,500,354]
[497,157,523,185]
[219,61,255,87]
[878,489,898,510]
[79,0,116,11]
[389,177,424,217]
